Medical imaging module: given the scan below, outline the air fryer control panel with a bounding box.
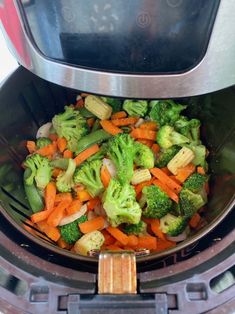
[21,0,220,73]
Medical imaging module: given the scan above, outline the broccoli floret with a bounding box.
[155,146,180,168]
[123,100,148,117]
[149,100,186,126]
[52,106,88,152]
[160,213,187,236]
[179,188,206,218]
[186,144,207,170]
[74,159,104,197]
[103,179,141,227]
[101,97,122,113]
[157,125,190,149]
[24,154,52,189]
[134,142,154,169]
[183,173,207,193]
[175,116,201,144]
[60,215,87,244]
[122,220,147,236]
[107,133,136,184]
[36,137,52,149]
[141,185,172,219]
[56,158,76,192]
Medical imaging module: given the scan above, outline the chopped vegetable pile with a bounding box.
[23,95,209,256]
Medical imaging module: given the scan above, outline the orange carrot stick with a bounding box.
[161,167,172,175]
[100,165,111,188]
[106,226,129,246]
[100,120,123,135]
[57,137,67,153]
[189,213,201,228]
[102,230,116,245]
[77,190,92,202]
[134,179,153,196]
[57,238,69,249]
[175,163,196,183]
[45,182,57,210]
[197,166,205,175]
[153,179,179,203]
[130,128,157,141]
[66,199,82,215]
[26,141,36,153]
[74,144,100,166]
[52,168,63,178]
[151,143,160,155]
[48,133,58,141]
[111,117,138,126]
[111,111,127,120]
[139,121,158,131]
[136,139,154,148]
[37,221,61,241]
[87,117,95,128]
[31,207,54,224]
[23,219,36,234]
[36,142,57,157]
[106,245,124,251]
[137,236,157,250]
[87,197,100,211]
[55,192,73,204]
[150,219,167,240]
[150,168,182,193]
[127,235,139,248]
[63,149,73,158]
[47,201,68,227]
[79,216,105,234]
[155,238,176,251]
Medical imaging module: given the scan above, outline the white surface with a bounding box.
[0,30,18,82]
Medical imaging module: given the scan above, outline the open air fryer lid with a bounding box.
[1,0,235,98]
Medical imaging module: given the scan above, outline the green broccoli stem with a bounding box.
[50,158,69,170]
[23,168,44,213]
[76,129,111,154]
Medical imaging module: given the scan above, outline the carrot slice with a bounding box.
[130,128,156,141]
[197,166,206,175]
[161,167,172,175]
[63,149,73,158]
[111,117,138,126]
[74,144,100,166]
[57,137,67,153]
[77,190,92,202]
[66,199,82,215]
[45,182,57,211]
[175,163,196,183]
[57,238,69,249]
[106,226,129,246]
[102,230,116,245]
[36,142,57,157]
[153,179,179,203]
[31,207,53,224]
[150,168,182,193]
[100,165,111,188]
[151,143,160,155]
[134,179,153,196]
[136,139,154,148]
[150,219,167,240]
[74,98,84,108]
[100,120,123,135]
[127,235,139,248]
[26,141,36,153]
[87,197,100,211]
[189,213,201,228]
[106,245,124,251]
[48,133,58,141]
[137,236,157,250]
[87,118,95,128]
[155,238,176,251]
[79,216,105,234]
[55,192,73,204]
[47,201,68,227]
[139,121,158,131]
[111,111,127,120]
[36,221,61,242]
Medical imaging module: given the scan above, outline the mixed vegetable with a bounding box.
[23,95,209,256]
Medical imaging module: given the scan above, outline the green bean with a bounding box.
[50,158,69,170]
[76,130,111,154]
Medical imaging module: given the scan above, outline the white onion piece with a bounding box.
[87,211,97,221]
[102,158,116,177]
[76,95,82,101]
[36,122,52,139]
[166,231,188,242]
[59,204,87,226]
[135,118,145,128]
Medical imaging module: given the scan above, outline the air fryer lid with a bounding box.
[1,0,235,97]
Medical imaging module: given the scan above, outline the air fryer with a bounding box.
[0,0,235,313]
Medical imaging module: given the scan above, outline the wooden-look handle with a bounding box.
[98,251,137,294]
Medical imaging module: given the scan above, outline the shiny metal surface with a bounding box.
[1,0,235,98]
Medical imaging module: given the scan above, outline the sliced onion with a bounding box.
[166,230,188,242]
[36,122,52,139]
[59,204,87,226]
[135,118,145,128]
[103,158,116,177]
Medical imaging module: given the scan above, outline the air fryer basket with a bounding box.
[0,67,234,265]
